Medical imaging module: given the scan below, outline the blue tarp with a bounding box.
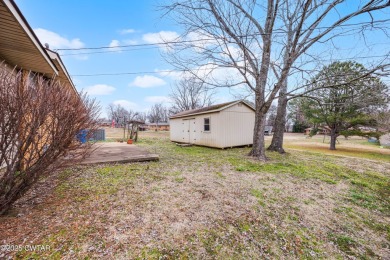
[76,130,88,143]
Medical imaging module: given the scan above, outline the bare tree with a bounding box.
[106,104,138,127]
[148,103,169,125]
[373,108,390,132]
[287,98,310,132]
[266,104,277,127]
[170,76,214,114]
[135,112,147,123]
[164,0,390,160]
[0,65,100,214]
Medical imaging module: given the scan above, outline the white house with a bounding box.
[169,100,255,148]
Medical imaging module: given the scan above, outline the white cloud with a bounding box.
[221,45,243,60]
[155,69,184,80]
[34,28,87,59]
[119,28,136,34]
[34,28,84,49]
[123,39,138,45]
[143,31,180,43]
[113,100,138,110]
[129,75,167,88]
[109,39,122,52]
[142,31,180,51]
[187,31,220,52]
[145,96,171,103]
[84,84,115,96]
[107,39,138,52]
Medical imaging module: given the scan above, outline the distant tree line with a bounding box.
[106,76,215,126]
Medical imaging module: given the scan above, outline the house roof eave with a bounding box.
[2,0,59,76]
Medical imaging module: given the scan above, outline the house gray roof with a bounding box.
[170,100,255,119]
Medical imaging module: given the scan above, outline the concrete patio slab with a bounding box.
[80,142,159,165]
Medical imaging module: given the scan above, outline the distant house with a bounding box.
[264,126,273,135]
[169,100,255,148]
[98,119,112,127]
[147,122,170,131]
[304,126,330,135]
[379,133,390,147]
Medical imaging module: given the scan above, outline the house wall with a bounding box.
[1,62,77,169]
[170,103,255,148]
[148,124,170,131]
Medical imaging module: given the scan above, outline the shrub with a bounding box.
[0,64,100,214]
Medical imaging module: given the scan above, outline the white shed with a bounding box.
[169,100,255,148]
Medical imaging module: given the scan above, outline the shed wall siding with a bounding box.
[170,118,186,143]
[170,103,255,148]
[217,105,255,147]
[170,113,222,147]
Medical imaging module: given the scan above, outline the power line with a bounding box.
[58,19,390,51]
[72,70,177,77]
[70,54,390,77]
[61,41,390,57]
[61,46,160,56]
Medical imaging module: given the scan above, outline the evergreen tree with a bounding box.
[301,62,388,150]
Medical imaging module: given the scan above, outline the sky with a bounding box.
[15,0,390,118]
[15,0,212,118]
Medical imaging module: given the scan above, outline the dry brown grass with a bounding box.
[0,132,389,259]
[281,133,390,162]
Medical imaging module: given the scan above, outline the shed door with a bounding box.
[183,119,196,143]
[189,119,196,144]
[183,120,192,143]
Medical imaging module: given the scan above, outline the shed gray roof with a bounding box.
[170,100,255,119]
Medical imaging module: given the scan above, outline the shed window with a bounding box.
[204,118,210,132]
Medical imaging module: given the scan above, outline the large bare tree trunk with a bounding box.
[330,128,337,150]
[249,111,267,160]
[249,92,268,160]
[268,80,288,153]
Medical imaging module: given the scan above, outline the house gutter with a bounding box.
[3,0,59,76]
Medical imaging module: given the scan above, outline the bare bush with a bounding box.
[0,64,100,214]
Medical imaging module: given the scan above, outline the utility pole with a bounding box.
[123,116,126,142]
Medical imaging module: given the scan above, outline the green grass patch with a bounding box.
[228,156,338,184]
[328,233,357,255]
[175,176,185,183]
[250,189,265,206]
[214,171,225,178]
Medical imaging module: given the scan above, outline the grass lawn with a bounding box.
[0,131,389,259]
